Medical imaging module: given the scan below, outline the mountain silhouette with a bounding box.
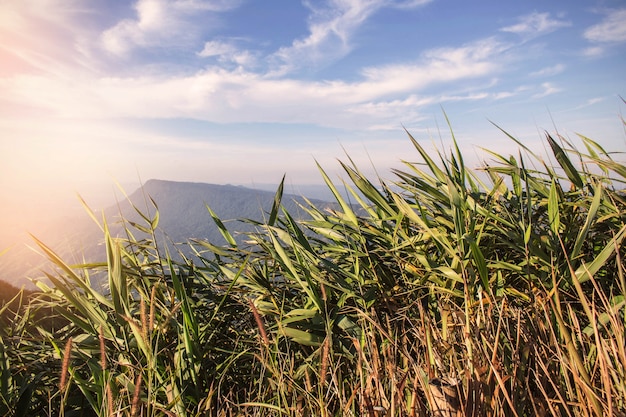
[0,179,335,288]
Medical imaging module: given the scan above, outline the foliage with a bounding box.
[1,123,625,416]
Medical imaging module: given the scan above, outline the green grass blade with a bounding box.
[205,204,238,247]
[316,161,358,227]
[572,181,603,258]
[269,174,285,227]
[575,225,626,283]
[546,133,584,189]
[548,179,561,235]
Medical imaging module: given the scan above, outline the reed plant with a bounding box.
[0,120,624,416]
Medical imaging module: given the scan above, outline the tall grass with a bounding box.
[1,123,625,416]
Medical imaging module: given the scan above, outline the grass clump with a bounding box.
[1,121,625,416]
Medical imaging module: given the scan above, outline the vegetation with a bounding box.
[1,122,625,416]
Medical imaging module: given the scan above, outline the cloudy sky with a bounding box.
[1,0,625,232]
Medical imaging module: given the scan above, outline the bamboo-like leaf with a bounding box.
[280,326,324,346]
[469,239,489,294]
[281,308,320,325]
[524,224,532,245]
[572,181,602,258]
[268,174,285,226]
[404,128,447,184]
[267,229,323,312]
[512,154,522,199]
[316,161,358,226]
[489,122,541,159]
[594,159,626,181]
[191,238,237,257]
[43,272,108,332]
[340,162,396,217]
[391,194,457,260]
[76,194,104,233]
[149,197,160,229]
[121,315,151,360]
[105,223,128,318]
[306,225,346,242]
[548,179,561,235]
[206,204,237,247]
[578,133,610,159]
[336,314,362,341]
[546,133,584,189]
[127,220,152,234]
[575,225,626,283]
[281,208,314,253]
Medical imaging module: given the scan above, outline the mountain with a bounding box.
[0,179,335,288]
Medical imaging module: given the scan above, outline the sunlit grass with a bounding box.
[1,120,625,416]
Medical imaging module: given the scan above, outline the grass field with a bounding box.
[1,122,625,416]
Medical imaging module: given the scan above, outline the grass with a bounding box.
[1,120,625,416]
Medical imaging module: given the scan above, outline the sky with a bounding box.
[1,0,625,237]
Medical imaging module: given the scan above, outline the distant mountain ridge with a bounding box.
[108,179,333,245]
[0,179,335,288]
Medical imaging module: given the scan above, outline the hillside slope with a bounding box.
[0,180,333,287]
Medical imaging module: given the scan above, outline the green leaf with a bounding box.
[548,179,561,235]
[575,225,626,283]
[206,204,237,247]
[469,239,489,294]
[405,128,448,183]
[281,326,324,346]
[316,161,358,227]
[340,162,396,217]
[546,133,584,189]
[269,174,285,226]
[572,181,602,258]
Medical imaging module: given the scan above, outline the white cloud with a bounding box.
[532,82,560,98]
[357,38,507,98]
[169,0,237,12]
[101,0,240,56]
[1,36,509,131]
[500,12,571,37]
[102,0,176,55]
[529,64,565,77]
[390,0,432,9]
[582,46,606,57]
[197,40,234,57]
[270,0,382,74]
[586,97,605,106]
[584,9,626,43]
[269,0,431,74]
[197,40,257,67]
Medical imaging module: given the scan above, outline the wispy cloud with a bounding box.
[197,40,257,67]
[1,36,509,130]
[532,82,561,98]
[580,9,626,57]
[581,8,626,60]
[358,38,508,98]
[500,12,571,37]
[582,46,605,57]
[529,64,565,78]
[101,0,240,56]
[0,1,591,135]
[584,9,626,43]
[269,0,431,75]
[586,97,605,105]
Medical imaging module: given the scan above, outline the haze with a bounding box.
[1,0,625,248]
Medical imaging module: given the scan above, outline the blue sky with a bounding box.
[0,0,625,231]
